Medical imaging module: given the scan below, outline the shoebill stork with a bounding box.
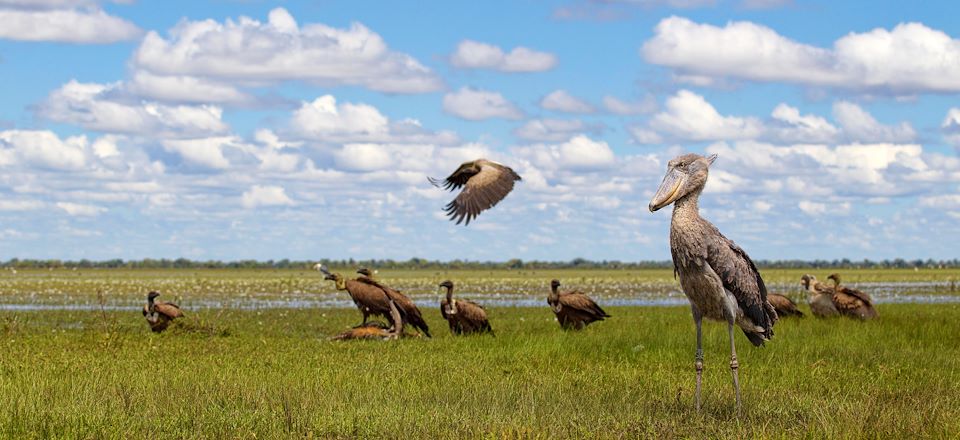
[800,274,839,318]
[142,291,183,333]
[648,153,777,413]
[315,264,395,328]
[827,273,878,320]
[547,279,610,330]
[355,268,431,337]
[428,159,521,225]
[439,280,493,335]
[766,293,804,318]
[330,298,404,341]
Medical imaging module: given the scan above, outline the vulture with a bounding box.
[800,274,840,318]
[355,268,431,337]
[142,291,183,333]
[648,153,777,413]
[827,273,878,320]
[439,280,493,335]
[330,298,404,341]
[766,293,804,318]
[316,264,396,327]
[546,279,610,330]
[428,159,521,225]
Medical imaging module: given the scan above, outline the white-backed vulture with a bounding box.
[316,264,395,327]
[649,153,778,413]
[355,268,431,337]
[827,273,878,320]
[142,291,183,333]
[547,279,610,330]
[428,158,521,225]
[767,293,804,318]
[800,274,840,318]
[439,280,493,335]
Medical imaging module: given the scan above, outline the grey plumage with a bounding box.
[649,153,777,413]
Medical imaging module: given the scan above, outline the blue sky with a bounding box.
[1,0,960,262]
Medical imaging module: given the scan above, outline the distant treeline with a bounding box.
[1,257,959,270]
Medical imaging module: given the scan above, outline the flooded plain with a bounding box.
[1,270,957,311]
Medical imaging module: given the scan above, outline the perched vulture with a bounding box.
[439,280,493,335]
[766,293,804,318]
[547,279,610,330]
[355,268,431,337]
[428,159,521,225]
[827,273,878,320]
[142,291,183,333]
[316,264,396,327]
[800,274,840,318]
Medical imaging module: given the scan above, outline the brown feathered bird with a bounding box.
[428,158,521,225]
[316,264,396,327]
[547,279,610,330]
[649,153,777,413]
[766,293,804,318]
[330,301,405,341]
[439,280,493,335]
[355,268,431,337]
[330,298,404,341]
[800,274,839,318]
[827,273,878,320]
[142,291,183,333]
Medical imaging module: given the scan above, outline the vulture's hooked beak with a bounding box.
[649,167,685,212]
[323,274,336,281]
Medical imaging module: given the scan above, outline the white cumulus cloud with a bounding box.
[540,90,596,113]
[450,40,558,72]
[131,8,442,94]
[241,185,294,209]
[0,5,140,43]
[443,87,524,121]
[643,17,960,95]
[57,202,105,216]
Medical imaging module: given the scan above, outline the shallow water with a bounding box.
[1,281,958,311]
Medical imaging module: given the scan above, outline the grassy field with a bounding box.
[1,269,959,438]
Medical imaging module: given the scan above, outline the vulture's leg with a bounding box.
[727,319,742,415]
[692,306,704,412]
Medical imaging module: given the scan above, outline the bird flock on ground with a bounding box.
[140,154,879,414]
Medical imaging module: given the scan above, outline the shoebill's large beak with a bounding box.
[649,167,686,212]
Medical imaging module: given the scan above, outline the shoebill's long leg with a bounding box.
[727,319,742,414]
[692,305,704,412]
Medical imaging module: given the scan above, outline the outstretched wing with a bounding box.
[443,162,521,225]
[706,229,777,345]
[428,161,479,191]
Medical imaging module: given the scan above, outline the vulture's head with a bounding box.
[649,153,717,212]
[147,291,160,301]
[356,267,376,277]
[827,273,841,285]
[800,274,816,289]
[439,280,454,289]
[550,279,561,289]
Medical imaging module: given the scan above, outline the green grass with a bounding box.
[2,302,959,438]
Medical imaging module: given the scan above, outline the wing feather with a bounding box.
[154,302,183,319]
[706,231,776,344]
[445,162,521,225]
[428,161,479,191]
